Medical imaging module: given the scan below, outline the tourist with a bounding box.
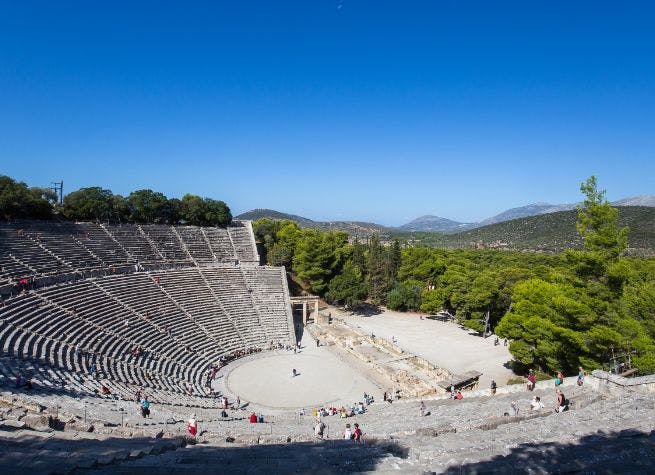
[343,423,352,440]
[235,395,241,409]
[316,339,320,347]
[187,415,198,437]
[490,379,497,395]
[353,423,363,443]
[530,396,544,411]
[419,400,426,417]
[292,368,298,377]
[100,384,111,396]
[527,370,536,391]
[577,367,586,386]
[314,419,326,439]
[140,397,150,418]
[455,390,463,400]
[249,412,257,423]
[556,371,564,386]
[555,389,568,413]
[220,409,228,418]
[510,401,519,415]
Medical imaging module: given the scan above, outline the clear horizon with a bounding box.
[1,2,654,226]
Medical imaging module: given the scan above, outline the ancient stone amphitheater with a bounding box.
[1,220,654,474]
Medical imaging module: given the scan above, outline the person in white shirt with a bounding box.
[530,396,544,411]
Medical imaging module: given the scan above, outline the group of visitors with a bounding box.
[449,386,463,400]
[343,423,364,442]
[249,412,264,423]
[313,419,364,442]
[217,347,262,367]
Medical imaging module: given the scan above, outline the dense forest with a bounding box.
[0,175,232,226]
[254,177,655,375]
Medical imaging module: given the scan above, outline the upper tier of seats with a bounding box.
[0,220,260,288]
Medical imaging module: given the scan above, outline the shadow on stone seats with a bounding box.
[441,429,655,474]
[0,432,410,474]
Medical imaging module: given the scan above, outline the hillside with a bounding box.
[236,209,390,236]
[236,208,315,225]
[239,202,655,250]
[478,202,576,226]
[398,215,473,232]
[393,206,655,255]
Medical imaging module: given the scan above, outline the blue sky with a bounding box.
[1,1,654,225]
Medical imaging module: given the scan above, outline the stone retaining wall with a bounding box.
[587,370,655,396]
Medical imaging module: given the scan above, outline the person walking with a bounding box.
[490,379,497,395]
[577,367,586,386]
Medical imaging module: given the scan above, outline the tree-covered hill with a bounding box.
[237,209,391,235]
[392,206,655,255]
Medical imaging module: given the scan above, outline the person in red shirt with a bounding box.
[455,390,463,400]
[187,415,198,437]
[249,412,257,423]
[353,423,363,443]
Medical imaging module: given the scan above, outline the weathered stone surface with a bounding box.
[0,419,26,429]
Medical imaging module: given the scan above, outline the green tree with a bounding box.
[367,235,387,304]
[178,194,232,226]
[110,194,131,222]
[387,280,423,311]
[29,187,58,204]
[577,176,629,261]
[292,229,348,294]
[62,187,114,221]
[0,176,53,219]
[127,189,170,223]
[325,261,368,308]
[385,240,402,288]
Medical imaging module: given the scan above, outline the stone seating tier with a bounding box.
[1,220,260,285]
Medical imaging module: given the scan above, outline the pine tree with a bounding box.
[367,235,387,304]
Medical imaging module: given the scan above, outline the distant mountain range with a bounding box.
[237,195,655,235]
[402,206,655,256]
[397,195,655,232]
